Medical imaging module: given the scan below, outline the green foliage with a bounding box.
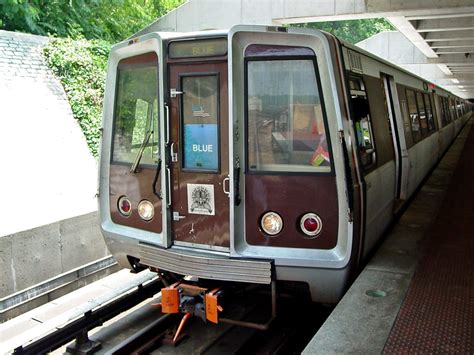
[295,18,394,44]
[0,0,184,42]
[43,38,111,157]
[3,0,183,157]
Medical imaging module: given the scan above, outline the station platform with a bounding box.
[304,119,474,354]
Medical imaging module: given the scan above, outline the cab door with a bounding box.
[168,62,230,250]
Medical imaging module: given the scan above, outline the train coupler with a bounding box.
[158,282,224,324]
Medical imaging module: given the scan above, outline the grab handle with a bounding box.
[165,104,170,145]
[166,167,172,207]
[223,177,230,197]
[170,142,178,163]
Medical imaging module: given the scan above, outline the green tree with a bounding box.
[1,0,183,157]
[43,38,111,157]
[295,18,394,44]
[0,0,183,42]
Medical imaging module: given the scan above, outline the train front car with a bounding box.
[99,26,357,305]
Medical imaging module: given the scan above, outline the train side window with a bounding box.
[112,53,159,166]
[246,58,331,173]
[415,91,428,136]
[443,97,452,123]
[406,89,421,142]
[444,97,452,123]
[457,99,463,118]
[449,98,457,120]
[423,93,435,131]
[440,97,448,126]
[349,77,375,168]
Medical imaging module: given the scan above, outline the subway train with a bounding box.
[99,25,472,306]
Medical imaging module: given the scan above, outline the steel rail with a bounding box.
[106,313,178,354]
[12,277,163,354]
[1,256,118,321]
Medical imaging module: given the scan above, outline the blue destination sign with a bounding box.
[184,124,218,170]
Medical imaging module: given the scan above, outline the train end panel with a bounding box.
[99,26,357,303]
[228,26,355,274]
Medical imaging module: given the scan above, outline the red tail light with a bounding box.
[300,213,322,237]
[118,196,132,217]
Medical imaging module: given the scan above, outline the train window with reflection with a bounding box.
[246,59,331,173]
[440,97,449,127]
[349,77,376,168]
[415,92,428,136]
[449,98,457,120]
[456,99,463,118]
[406,89,421,142]
[444,97,452,123]
[112,53,159,166]
[422,93,435,132]
[181,74,219,171]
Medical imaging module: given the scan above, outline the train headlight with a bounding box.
[138,200,154,221]
[260,212,283,236]
[118,196,132,217]
[300,213,322,237]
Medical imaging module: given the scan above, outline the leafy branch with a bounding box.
[43,38,111,157]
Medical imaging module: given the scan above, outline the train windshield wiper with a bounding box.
[130,130,153,173]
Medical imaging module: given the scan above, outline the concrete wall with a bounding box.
[0,30,109,298]
[0,212,109,298]
[0,30,98,238]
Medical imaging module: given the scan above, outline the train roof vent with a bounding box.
[348,50,363,73]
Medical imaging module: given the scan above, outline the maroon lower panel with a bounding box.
[110,164,163,233]
[245,174,338,249]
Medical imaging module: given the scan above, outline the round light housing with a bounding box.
[138,200,154,221]
[300,213,322,237]
[118,196,132,217]
[260,212,283,236]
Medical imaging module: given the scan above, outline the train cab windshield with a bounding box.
[112,52,159,168]
[246,50,331,173]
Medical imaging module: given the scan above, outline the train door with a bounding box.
[381,73,409,206]
[167,61,230,250]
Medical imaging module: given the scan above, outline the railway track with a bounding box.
[101,285,332,354]
[5,270,331,355]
